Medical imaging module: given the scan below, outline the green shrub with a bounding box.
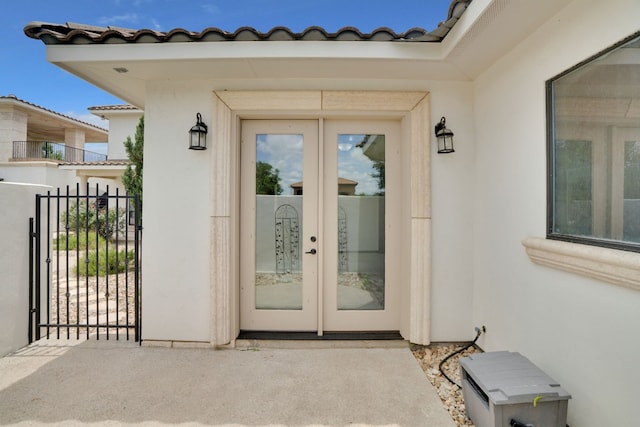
[54,232,106,251]
[62,201,127,241]
[76,249,135,277]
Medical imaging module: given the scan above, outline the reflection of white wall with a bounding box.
[341,196,381,251]
[256,195,303,272]
[255,195,384,274]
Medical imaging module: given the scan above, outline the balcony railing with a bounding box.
[12,141,107,163]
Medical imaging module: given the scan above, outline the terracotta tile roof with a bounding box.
[59,160,130,166]
[0,94,108,132]
[24,1,471,45]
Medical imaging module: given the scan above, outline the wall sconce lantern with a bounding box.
[435,116,455,154]
[189,113,208,150]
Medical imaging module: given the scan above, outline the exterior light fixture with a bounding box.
[189,113,208,150]
[434,116,455,154]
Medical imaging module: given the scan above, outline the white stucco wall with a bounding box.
[106,113,143,160]
[0,182,51,356]
[139,81,477,344]
[0,164,120,195]
[0,162,77,189]
[427,82,475,342]
[471,1,640,426]
[141,81,212,342]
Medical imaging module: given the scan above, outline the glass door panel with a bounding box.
[336,134,385,310]
[255,133,304,310]
[322,120,400,332]
[240,120,318,331]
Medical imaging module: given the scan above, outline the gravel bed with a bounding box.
[412,343,482,427]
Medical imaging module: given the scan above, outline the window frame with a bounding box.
[546,31,640,253]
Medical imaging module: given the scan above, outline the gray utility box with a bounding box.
[459,351,571,427]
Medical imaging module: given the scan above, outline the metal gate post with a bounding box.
[134,194,141,343]
[34,195,42,341]
[28,217,35,344]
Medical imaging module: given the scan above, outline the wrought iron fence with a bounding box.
[13,141,107,162]
[29,183,141,342]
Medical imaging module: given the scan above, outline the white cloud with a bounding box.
[255,134,381,196]
[201,4,221,16]
[149,19,162,30]
[97,13,140,26]
[339,149,379,195]
[257,134,303,192]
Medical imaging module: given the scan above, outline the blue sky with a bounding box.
[1,0,451,128]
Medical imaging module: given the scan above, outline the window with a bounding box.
[547,32,640,252]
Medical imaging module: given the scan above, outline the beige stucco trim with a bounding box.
[522,236,640,291]
[209,90,432,345]
[408,95,431,344]
[210,95,234,346]
[322,91,427,111]
[215,90,427,113]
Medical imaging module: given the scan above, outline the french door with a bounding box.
[240,119,400,333]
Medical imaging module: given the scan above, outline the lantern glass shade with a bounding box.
[435,116,455,154]
[189,113,208,150]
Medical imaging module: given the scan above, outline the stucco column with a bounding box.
[0,106,27,162]
[64,128,85,148]
[78,174,88,193]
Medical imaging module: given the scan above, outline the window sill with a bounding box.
[522,237,640,292]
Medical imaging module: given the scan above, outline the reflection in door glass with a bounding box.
[255,134,303,310]
[337,134,385,310]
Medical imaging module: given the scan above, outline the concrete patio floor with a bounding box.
[0,339,456,427]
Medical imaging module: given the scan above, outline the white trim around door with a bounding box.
[239,119,401,333]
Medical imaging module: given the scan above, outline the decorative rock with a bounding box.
[411,343,480,427]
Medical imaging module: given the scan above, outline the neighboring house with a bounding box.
[88,104,143,161]
[0,95,136,193]
[0,94,109,189]
[23,0,640,426]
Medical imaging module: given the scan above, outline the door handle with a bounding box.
[305,249,317,255]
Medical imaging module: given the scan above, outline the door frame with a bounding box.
[239,119,402,333]
[208,90,433,345]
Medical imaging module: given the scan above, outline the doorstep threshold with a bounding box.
[235,331,407,349]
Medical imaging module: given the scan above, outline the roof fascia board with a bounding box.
[46,40,445,63]
[90,109,143,118]
[440,0,490,57]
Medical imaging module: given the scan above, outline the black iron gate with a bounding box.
[29,183,142,343]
